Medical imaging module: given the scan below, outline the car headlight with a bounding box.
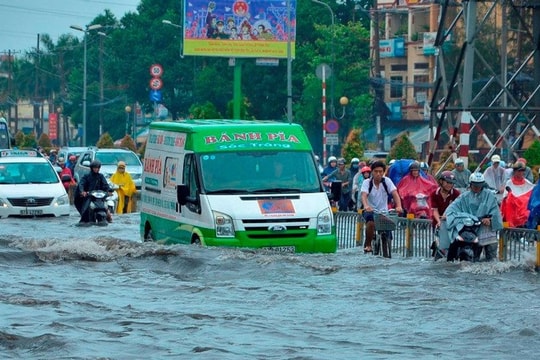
[213,211,235,238]
[0,198,7,208]
[56,194,70,206]
[317,208,333,235]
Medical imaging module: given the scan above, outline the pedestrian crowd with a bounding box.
[318,154,540,259]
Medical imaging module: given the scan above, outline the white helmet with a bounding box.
[469,172,485,184]
[351,157,360,164]
[328,156,337,163]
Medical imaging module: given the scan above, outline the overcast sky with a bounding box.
[0,0,140,55]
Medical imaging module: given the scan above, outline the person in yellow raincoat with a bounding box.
[109,161,137,213]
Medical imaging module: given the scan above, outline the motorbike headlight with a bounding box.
[317,208,333,235]
[213,211,235,238]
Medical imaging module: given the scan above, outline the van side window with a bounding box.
[183,154,201,213]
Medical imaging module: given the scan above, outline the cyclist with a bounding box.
[360,161,403,254]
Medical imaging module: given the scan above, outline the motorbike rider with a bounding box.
[75,160,113,226]
[109,161,137,214]
[444,172,503,261]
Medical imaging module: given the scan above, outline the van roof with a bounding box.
[148,120,314,152]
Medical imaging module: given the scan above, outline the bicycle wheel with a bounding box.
[373,233,381,256]
[381,232,391,258]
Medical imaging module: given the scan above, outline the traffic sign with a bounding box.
[150,64,163,77]
[149,90,162,102]
[326,133,339,146]
[325,119,339,133]
[149,77,163,90]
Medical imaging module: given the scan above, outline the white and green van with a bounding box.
[140,120,336,253]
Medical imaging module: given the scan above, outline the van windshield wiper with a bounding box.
[206,189,250,194]
[252,188,303,194]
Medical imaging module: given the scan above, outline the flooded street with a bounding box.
[1,207,539,359]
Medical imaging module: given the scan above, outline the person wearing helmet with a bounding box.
[451,157,471,190]
[397,161,437,219]
[314,155,324,175]
[429,171,461,258]
[351,166,372,211]
[500,161,535,228]
[66,154,78,176]
[75,159,113,226]
[321,156,338,191]
[444,172,503,262]
[322,158,351,211]
[483,154,506,195]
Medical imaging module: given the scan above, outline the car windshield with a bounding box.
[199,151,321,193]
[0,162,59,184]
[96,152,141,166]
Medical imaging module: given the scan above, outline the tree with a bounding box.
[119,135,137,152]
[388,134,418,161]
[37,133,53,149]
[523,139,540,166]
[96,132,115,148]
[341,128,364,161]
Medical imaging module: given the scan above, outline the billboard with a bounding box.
[183,0,296,58]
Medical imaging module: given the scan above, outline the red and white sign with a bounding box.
[49,113,58,140]
[149,77,163,90]
[149,64,163,77]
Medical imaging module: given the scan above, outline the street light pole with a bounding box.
[70,24,102,146]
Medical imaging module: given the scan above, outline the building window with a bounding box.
[414,62,429,70]
[391,64,408,72]
[390,76,403,98]
[414,75,429,97]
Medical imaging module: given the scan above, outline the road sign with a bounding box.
[326,133,339,146]
[149,90,162,102]
[149,64,163,77]
[149,77,163,90]
[325,119,339,133]
[316,63,332,80]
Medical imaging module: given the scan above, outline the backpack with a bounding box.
[368,177,393,204]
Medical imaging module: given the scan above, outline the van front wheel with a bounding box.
[191,235,201,245]
[144,224,155,242]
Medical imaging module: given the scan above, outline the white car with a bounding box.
[0,149,70,218]
[74,148,143,189]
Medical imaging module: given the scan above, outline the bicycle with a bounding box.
[373,209,398,258]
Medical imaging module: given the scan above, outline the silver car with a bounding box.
[74,148,143,189]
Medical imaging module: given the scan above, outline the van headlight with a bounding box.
[213,211,235,238]
[317,208,332,235]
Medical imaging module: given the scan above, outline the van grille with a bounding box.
[242,218,311,239]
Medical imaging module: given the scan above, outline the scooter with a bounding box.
[107,183,119,215]
[446,215,492,262]
[88,190,110,226]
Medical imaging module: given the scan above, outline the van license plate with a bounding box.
[20,209,43,215]
[262,246,295,253]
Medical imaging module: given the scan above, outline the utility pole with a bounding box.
[372,0,384,151]
[34,34,41,137]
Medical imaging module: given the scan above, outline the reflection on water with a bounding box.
[0,209,539,359]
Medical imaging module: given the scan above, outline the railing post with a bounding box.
[499,222,509,262]
[405,213,415,257]
[356,209,364,248]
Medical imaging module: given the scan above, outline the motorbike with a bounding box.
[88,190,111,226]
[446,215,493,262]
[107,182,119,215]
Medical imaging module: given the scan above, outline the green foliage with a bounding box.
[388,134,418,161]
[22,133,37,148]
[96,132,115,148]
[341,128,364,161]
[14,131,25,148]
[189,102,222,119]
[523,139,540,166]
[120,135,137,152]
[37,133,52,149]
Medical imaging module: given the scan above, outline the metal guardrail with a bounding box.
[335,211,540,266]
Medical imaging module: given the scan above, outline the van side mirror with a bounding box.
[177,185,189,205]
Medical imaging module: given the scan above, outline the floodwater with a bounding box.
[1,207,539,359]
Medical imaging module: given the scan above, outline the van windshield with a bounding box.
[199,151,321,193]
